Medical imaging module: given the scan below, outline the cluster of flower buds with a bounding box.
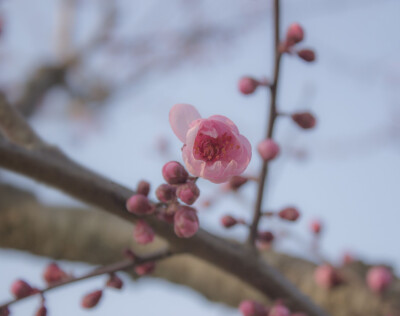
[314,264,343,289]
[238,77,270,95]
[239,300,299,316]
[366,266,392,294]
[281,23,316,63]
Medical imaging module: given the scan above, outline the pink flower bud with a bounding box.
[106,274,123,290]
[35,305,47,316]
[221,215,238,228]
[174,206,199,238]
[297,49,316,62]
[0,307,10,316]
[257,139,280,161]
[135,262,155,276]
[133,220,155,245]
[291,112,316,129]
[278,207,300,222]
[10,279,34,299]
[310,220,322,235]
[126,194,154,215]
[286,23,304,46]
[257,231,274,243]
[176,182,200,205]
[238,77,260,95]
[314,264,342,289]
[239,300,267,316]
[269,305,290,316]
[366,266,392,293]
[43,263,69,285]
[81,290,103,309]
[155,184,176,203]
[162,161,188,184]
[227,176,248,191]
[136,180,150,196]
[157,211,175,224]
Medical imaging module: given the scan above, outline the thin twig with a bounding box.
[248,0,283,247]
[0,249,172,310]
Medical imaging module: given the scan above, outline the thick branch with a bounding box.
[0,140,328,316]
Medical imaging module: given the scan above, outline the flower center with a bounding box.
[194,132,240,162]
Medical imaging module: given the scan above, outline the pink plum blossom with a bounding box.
[169,104,252,184]
[366,266,392,293]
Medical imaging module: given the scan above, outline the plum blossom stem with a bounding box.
[248,0,283,247]
[0,249,172,310]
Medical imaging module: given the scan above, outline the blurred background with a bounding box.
[0,0,399,315]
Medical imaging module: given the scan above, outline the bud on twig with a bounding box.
[257,139,280,161]
[43,263,69,285]
[176,182,200,205]
[10,279,34,299]
[162,161,188,184]
[133,220,155,245]
[174,206,199,238]
[136,180,150,196]
[155,184,176,203]
[106,273,123,290]
[126,194,154,215]
[81,290,103,309]
[285,23,304,47]
[221,215,238,228]
[278,207,300,222]
[297,49,316,62]
[291,112,316,129]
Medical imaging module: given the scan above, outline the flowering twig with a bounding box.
[248,0,283,247]
[0,249,172,310]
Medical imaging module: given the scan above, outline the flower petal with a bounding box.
[169,104,202,143]
[208,115,239,134]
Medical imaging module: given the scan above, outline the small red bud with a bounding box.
[135,262,155,276]
[286,23,304,46]
[367,266,392,294]
[106,274,123,290]
[133,220,155,245]
[238,300,267,316]
[43,262,69,285]
[278,207,300,222]
[221,215,238,228]
[81,290,103,309]
[35,305,47,316]
[291,112,316,129]
[310,220,322,235]
[257,231,274,243]
[10,279,34,299]
[155,184,176,203]
[174,206,199,238]
[297,49,316,62]
[227,176,248,191]
[176,182,200,205]
[257,139,280,161]
[238,77,260,95]
[162,161,188,184]
[136,180,150,196]
[126,194,154,215]
[314,264,342,289]
[0,307,10,316]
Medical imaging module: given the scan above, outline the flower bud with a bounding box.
[257,139,280,161]
[176,182,200,205]
[133,220,155,245]
[106,273,123,290]
[238,300,267,316]
[278,207,300,222]
[314,264,342,289]
[257,231,274,244]
[269,305,290,316]
[43,263,69,285]
[227,176,248,191]
[10,279,34,299]
[136,180,150,196]
[174,206,199,238]
[155,184,176,203]
[35,305,47,316]
[221,215,238,228]
[135,262,155,276]
[126,194,154,215]
[297,49,316,62]
[81,290,103,309]
[291,112,316,129]
[310,220,322,235]
[238,77,260,95]
[366,266,392,293]
[0,307,10,316]
[162,161,188,184]
[286,23,304,46]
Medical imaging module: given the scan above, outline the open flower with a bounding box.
[169,104,251,183]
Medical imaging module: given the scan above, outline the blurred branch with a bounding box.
[0,183,399,315]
